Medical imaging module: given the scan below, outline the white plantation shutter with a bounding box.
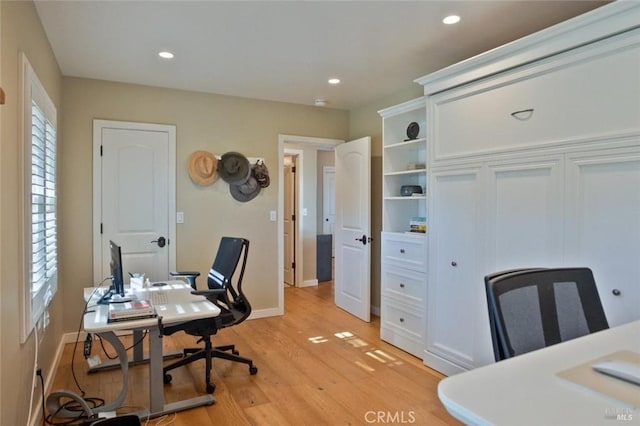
[21,54,57,341]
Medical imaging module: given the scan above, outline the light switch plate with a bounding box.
[270,210,277,221]
[176,211,184,223]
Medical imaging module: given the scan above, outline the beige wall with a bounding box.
[348,84,423,311]
[1,2,63,425]
[61,77,349,331]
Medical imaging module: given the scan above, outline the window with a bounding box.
[21,54,57,342]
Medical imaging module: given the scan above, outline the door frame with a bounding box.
[283,150,301,287]
[277,134,343,314]
[92,120,177,284]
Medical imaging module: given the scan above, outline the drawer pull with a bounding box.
[511,108,534,121]
[399,283,405,288]
[612,289,621,296]
[400,249,405,254]
[451,261,457,267]
[399,318,405,323]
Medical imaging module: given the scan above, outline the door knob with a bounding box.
[151,236,166,248]
[355,234,368,245]
[612,289,621,296]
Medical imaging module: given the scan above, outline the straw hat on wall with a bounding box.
[187,150,219,186]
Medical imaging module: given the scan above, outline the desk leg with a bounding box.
[137,327,215,419]
[148,327,164,413]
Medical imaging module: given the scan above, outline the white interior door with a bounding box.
[283,156,296,285]
[322,166,336,235]
[335,137,371,321]
[93,120,176,285]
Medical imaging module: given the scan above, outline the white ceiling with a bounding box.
[34,1,607,110]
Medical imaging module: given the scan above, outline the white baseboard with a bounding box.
[248,307,282,319]
[371,305,381,317]
[298,279,318,288]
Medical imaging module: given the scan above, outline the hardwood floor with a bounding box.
[48,282,459,425]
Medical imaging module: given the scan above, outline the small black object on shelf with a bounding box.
[405,122,420,141]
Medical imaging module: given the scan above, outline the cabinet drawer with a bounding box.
[382,233,427,272]
[382,265,425,306]
[381,300,424,341]
[433,39,640,160]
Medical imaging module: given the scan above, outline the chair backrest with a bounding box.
[485,267,609,361]
[484,268,546,362]
[207,237,251,322]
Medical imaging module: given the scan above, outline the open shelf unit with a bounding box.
[379,97,427,235]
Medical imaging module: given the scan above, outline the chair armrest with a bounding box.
[170,271,201,289]
[170,271,201,277]
[192,289,226,298]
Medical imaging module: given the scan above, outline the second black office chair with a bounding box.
[162,237,257,393]
[485,267,609,361]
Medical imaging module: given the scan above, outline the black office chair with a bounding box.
[485,267,609,361]
[162,237,258,393]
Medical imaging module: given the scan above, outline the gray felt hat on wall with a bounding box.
[229,172,261,202]
[218,151,251,184]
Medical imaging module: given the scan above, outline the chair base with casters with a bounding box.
[162,327,258,394]
[163,237,258,394]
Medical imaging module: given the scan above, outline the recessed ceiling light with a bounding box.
[443,15,461,25]
[158,51,175,59]
[328,78,341,85]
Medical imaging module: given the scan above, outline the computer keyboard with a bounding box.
[148,291,168,306]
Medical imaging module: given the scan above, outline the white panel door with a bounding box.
[335,137,371,322]
[94,120,176,284]
[486,157,563,271]
[565,147,640,327]
[322,166,336,235]
[427,167,493,371]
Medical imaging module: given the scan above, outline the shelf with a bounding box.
[384,169,426,177]
[382,231,426,239]
[384,196,426,201]
[384,138,426,150]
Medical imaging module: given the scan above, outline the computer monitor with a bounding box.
[98,240,131,304]
[110,240,125,298]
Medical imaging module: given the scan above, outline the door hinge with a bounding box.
[292,214,296,221]
[100,145,103,156]
[100,223,103,234]
[292,262,295,269]
[292,166,296,173]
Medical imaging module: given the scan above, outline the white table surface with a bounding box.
[84,282,220,332]
[438,320,640,426]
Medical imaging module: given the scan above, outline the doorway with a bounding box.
[277,135,342,314]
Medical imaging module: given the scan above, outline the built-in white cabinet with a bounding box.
[564,147,640,327]
[416,3,640,375]
[378,98,428,358]
[424,166,491,372]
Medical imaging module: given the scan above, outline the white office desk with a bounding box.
[438,320,640,426]
[83,282,221,418]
